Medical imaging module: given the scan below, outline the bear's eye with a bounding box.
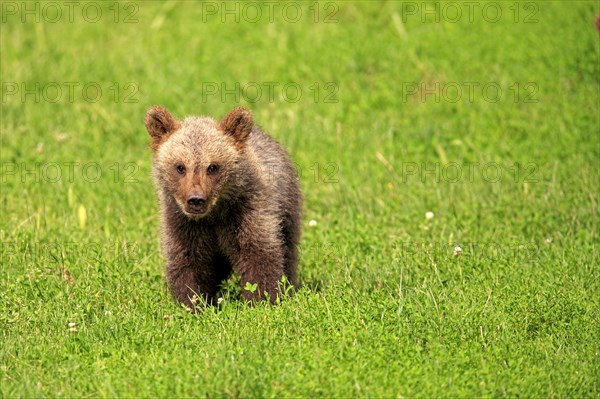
[175,164,186,175]
[207,163,220,175]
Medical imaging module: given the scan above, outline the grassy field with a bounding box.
[1,1,599,397]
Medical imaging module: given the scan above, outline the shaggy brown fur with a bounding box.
[145,106,302,307]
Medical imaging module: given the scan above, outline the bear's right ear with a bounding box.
[145,106,180,151]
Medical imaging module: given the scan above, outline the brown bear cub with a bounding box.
[145,106,301,308]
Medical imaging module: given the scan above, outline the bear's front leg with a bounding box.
[167,254,229,310]
[233,213,286,303]
[166,262,202,309]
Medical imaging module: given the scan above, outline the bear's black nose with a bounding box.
[187,195,206,206]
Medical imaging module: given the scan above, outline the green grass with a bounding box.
[1,1,598,397]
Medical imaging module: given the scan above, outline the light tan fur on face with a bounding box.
[153,117,243,218]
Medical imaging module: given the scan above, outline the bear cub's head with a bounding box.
[145,106,253,219]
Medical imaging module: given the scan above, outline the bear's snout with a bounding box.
[186,194,207,214]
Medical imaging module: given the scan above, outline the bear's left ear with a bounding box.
[219,107,253,147]
[145,106,180,151]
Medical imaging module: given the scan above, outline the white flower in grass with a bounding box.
[454,246,463,256]
[104,310,112,316]
[217,297,224,304]
[309,220,318,227]
[425,211,434,220]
